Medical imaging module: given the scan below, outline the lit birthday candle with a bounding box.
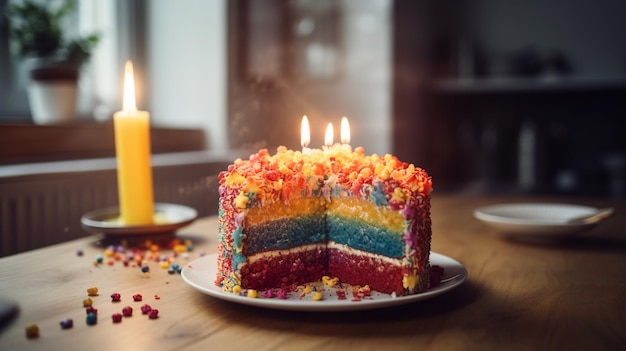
[113,60,155,225]
[301,115,311,154]
[324,122,334,151]
[340,116,351,152]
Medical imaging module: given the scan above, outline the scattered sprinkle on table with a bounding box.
[86,313,97,325]
[60,319,73,329]
[85,306,97,315]
[25,324,39,338]
[140,304,152,314]
[110,293,121,302]
[112,313,123,323]
[122,306,133,317]
[148,309,159,319]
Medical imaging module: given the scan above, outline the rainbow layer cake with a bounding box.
[215,145,433,296]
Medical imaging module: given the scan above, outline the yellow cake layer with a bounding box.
[326,197,404,233]
[245,196,326,227]
[246,196,405,233]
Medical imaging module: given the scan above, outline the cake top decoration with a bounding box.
[218,145,432,211]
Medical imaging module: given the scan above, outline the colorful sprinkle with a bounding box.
[87,286,99,296]
[141,265,150,273]
[336,290,347,300]
[247,289,258,298]
[122,306,133,317]
[60,318,73,329]
[85,306,98,315]
[173,244,187,254]
[140,304,152,314]
[322,276,339,287]
[312,291,323,301]
[133,294,143,302]
[148,309,159,319]
[111,293,121,302]
[112,313,123,323]
[82,298,93,307]
[302,285,312,294]
[276,289,288,299]
[25,324,39,338]
[86,312,97,325]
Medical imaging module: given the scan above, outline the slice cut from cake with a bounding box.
[216,145,432,296]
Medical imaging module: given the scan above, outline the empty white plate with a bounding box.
[473,203,611,237]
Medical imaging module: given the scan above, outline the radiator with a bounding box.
[0,151,237,257]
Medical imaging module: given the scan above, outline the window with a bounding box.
[0,0,143,123]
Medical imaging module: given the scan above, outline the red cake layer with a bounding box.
[328,247,408,294]
[240,246,327,291]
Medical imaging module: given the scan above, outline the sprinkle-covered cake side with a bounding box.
[215,145,433,295]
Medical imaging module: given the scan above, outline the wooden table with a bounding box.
[1,195,625,350]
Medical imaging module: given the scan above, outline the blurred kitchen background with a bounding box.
[1,0,626,198]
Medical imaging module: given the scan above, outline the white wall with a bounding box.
[146,0,228,151]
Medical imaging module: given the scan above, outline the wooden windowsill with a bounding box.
[0,121,206,165]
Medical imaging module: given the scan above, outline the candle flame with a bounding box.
[301,115,310,148]
[122,60,137,111]
[325,123,334,147]
[340,116,350,144]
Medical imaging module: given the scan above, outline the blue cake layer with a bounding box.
[244,216,327,255]
[327,215,404,258]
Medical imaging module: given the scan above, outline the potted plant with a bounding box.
[6,0,100,125]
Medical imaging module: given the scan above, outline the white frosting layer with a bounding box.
[327,241,403,266]
[245,241,402,267]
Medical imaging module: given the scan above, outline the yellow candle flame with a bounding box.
[122,60,137,111]
[340,116,350,144]
[325,123,334,147]
[301,115,310,148]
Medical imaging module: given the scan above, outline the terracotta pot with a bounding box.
[27,64,79,125]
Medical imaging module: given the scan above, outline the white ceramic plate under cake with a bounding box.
[473,203,610,237]
[181,253,467,312]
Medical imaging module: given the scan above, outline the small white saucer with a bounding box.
[473,203,610,238]
[81,203,198,236]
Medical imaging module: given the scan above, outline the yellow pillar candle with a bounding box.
[113,60,154,225]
